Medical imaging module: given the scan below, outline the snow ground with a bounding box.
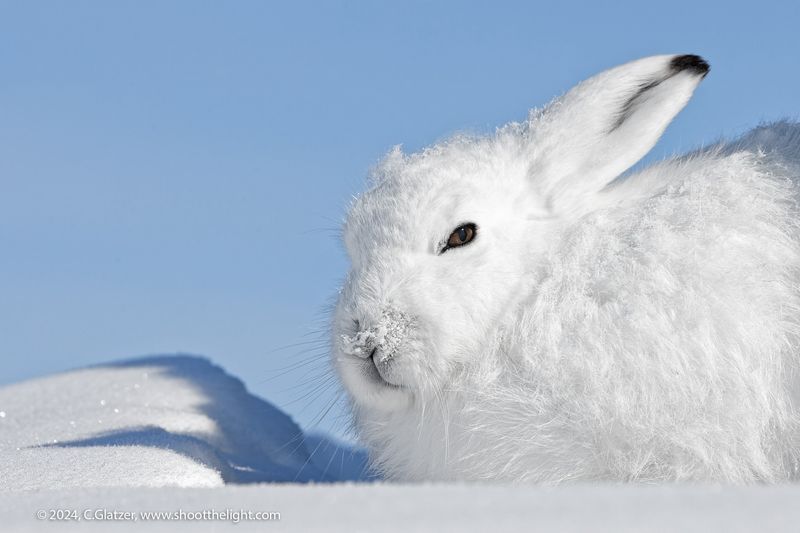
[2,356,799,532]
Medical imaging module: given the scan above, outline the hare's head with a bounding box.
[334,54,709,414]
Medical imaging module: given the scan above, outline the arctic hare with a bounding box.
[333,54,800,483]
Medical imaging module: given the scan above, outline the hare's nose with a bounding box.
[343,305,414,358]
[346,329,379,359]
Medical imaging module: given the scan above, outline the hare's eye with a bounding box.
[441,223,477,254]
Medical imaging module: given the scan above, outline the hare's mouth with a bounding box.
[364,346,404,389]
[336,343,411,410]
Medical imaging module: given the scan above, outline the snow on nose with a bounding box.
[340,329,378,359]
[340,308,414,361]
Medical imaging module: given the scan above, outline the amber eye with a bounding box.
[441,223,477,254]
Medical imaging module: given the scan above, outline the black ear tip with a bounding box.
[670,54,710,77]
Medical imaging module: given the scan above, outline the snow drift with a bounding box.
[0,355,370,491]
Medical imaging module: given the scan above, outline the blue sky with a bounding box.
[1,1,798,440]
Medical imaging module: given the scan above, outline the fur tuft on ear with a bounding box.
[528,54,709,214]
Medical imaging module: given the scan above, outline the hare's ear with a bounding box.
[529,54,709,213]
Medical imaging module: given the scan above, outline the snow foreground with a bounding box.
[0,355,371,490]
[3,484,800,532]
[2,356,800,532]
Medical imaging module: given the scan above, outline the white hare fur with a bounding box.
[333,54,800,483]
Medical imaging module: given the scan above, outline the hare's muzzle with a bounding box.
[339,307,414,388]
